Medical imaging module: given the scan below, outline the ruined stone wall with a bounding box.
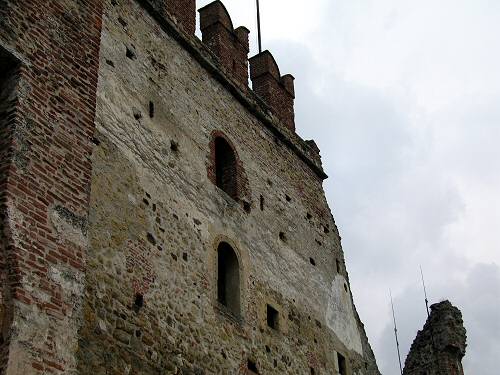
[75,1,380,374]
[0,0,103,373]
[403,301,467,375]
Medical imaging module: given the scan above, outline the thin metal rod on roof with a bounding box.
[256,0,262,53]
[420,265,430,318]
[390,289,404,375]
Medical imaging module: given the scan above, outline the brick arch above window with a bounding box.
[207,130,249,203]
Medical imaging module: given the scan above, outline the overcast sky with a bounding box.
[197,1,500,373]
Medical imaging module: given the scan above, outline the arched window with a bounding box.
[217,242,240,316]
[214,137,237,200]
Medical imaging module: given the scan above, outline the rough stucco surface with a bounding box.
[74,1,380,374]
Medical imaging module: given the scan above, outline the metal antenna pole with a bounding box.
[420,265,430,318]
[256,0,262,53]
[390,289,404,375]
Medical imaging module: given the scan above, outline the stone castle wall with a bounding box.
[0,0,380,374]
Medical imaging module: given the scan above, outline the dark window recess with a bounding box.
[243,200,251,213]
[266,304,279,330]
[338,353,347,375]
[247,360,259,374]
[260,195,265,211]
[310,368,315,375]
[344,283,348,292]
[149,101,154,118]
[285,194,291,202]
[126,46,136,60]
[133,293,144,311]
[215,137,238,200]
[170,140,179,152]
[336,259,341,273]
[279,232,286,242]
[310,257,316,266]
[217,242,240,317]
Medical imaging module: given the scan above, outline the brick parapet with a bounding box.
[0,0,104,373]
[199,1,250,88]
[250,51,296,131]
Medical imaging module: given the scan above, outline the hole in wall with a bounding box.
[265,345,271,353]
[344,283,348,292]
[309,257,316,266]
[336,259,341,274]
[266,304,279,330]
[182,253,188,261]
[126,46,136,60]
[247,360,259,374]
[338,353,347,375]
[170,140,179,152]
[118,17,127,28]
[105,59,115,67]
[133,108,142,120]
[260,195,264,211]
[243,201,251,213]
[285,194,291,202]
[279,232,286,242]
[149,101,155,118]
[134,293,144,311]
[310,368,315,375]
[306,212,312,220]
[146,233,156,245]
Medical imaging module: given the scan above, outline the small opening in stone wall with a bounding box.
[217,242,240,317]
[344,283,348,292]
[243,201,251,213]
[266,304,279,330]
[126,46,136,60]
[338,353,347,375]
[306,212,312,220]
[118,17,127,28]
[260,195,264,211]
[170,140,179,152]
[134,293,144,311]
[310,368,315,375]
[279,232,286,242]
[336,259,341,274]
[323,224,330,234]
[309,257,316,266]
[214,137,238,200]
[285,194,291,202]
[149,101,155,118]
[247,359,259,374]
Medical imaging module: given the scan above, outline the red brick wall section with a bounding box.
[0,0,104,373]
[249,51,296,132]
[199,1,250,88]
[165,0,196,35]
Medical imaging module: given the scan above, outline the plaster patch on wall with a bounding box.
[326,274,363,355]
[50,206,87,246]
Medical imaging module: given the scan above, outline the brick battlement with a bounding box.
[140,0,326,179]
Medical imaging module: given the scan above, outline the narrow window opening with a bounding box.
[338,353,347,375]
[149,101,154,118]
[126,46,136,60]
[344,283,348,292]
[309,257,316,266]
[279,232,286,242]
[310,368,315,375]
[214,137,238,200]
[266,304,279,330]
[323,224,330,234]
[217,242,240,317]
[247,360,259,374]
[336,259,341,274]
[260,195,265,211]
[133,293,144,312]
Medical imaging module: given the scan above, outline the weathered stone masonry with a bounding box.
[0,0,380,374]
